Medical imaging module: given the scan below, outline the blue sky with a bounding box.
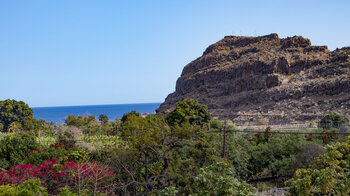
[1,0,349,107]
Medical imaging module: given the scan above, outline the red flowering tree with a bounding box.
[0,159,115,195]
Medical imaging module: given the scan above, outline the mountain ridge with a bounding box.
[157,34,350,124]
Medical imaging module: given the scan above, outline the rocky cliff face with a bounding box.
[157,34,350,124]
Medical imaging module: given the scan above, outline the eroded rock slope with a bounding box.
[158,34,350,124]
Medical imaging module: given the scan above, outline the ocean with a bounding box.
[32,103,162,124]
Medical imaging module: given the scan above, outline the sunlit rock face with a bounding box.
[158,34,350,124]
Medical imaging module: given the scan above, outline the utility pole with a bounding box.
[222,121,227,158]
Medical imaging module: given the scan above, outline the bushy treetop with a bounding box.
[288,136,350,195]
[0,99,33,132]
[319,111,349,130]
[166,99,211,126]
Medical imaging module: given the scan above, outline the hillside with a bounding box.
[157,34,350,124]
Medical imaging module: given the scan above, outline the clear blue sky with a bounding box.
[1,0,349,107]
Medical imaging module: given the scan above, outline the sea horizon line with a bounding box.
[31,102,162,109]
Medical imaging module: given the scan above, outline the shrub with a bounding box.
[98,114,109,124]
[33,119,54,133]
[0,179,79,196]
[191,162,256,196]
[288,136,350,195]
[291,143,325,170]
[319,111,349,130]
[246,134,307,178]
[0,133,37,170]
[0,179,47,196]
[80,135,123,149]
[65,115,97,128]
[120,111,140,122]
[54,125,83,142]
[26,141,88,165]
[158,186,178,196]
[36,136,57,148]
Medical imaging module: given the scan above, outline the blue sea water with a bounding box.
[32,103,161,124]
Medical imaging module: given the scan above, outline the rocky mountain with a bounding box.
[157,34,350,124]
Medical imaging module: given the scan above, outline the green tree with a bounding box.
[288,136,350,195]
[112,114,220,195]
[165,122,221,195]
[33,119,54,133]
[120,111,140,122]
[166,99,211,126]
[113,114,172,194]
[98,114,109,124]
[191,162,256,196]
[0,99,34,132]
[228,133,309,179]
[0,133,37,170]
[64,115,101,134]
[65,115,97,127]
[319,111,349,130]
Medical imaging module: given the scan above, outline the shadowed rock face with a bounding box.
[157,34,350,124]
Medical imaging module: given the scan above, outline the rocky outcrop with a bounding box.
[157,34,350,124]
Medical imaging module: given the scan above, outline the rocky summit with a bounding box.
[157,34,350,124]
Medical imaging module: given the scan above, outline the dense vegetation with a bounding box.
[0,99,349,195]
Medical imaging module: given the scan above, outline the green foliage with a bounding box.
[319,111,349,130]
[65,115,98,129]
[309,121,316,127]
[0,99,34,132]
[265,134,306,176]
[225,133,252,180]
[209,119,236,131]
[112,114,221,195]
[0,179,48,196]
[158,186,178,196]
[33,119,54,133]
[26,146,67,165]
[167,122,221,194]
[26,144,88,165]
[250,134,303,177]
[225,133,311,179]
[288,136,350,195]
[0,133,37,170]
[80,135,123,148]
[290,143,325,172]
[36,136,57,148]
[0,99,340,195]
[191,162,256,196]
[98,114,109,124]
[67,150,89,162]
[254,128,272,144]
[7,121,23,132]
[56,187,79,196]
[112,114,172,194]
[120,111,140,122]
[166,99,211,126]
